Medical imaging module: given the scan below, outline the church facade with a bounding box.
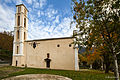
[12,4,79,70]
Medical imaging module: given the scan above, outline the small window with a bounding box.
[17,46,19,54]
[18,7,21,13]
[33,42,36,49]
[18,16,20,26]
[24,32,26,40]
[17,30,19,39]
[69,44,72,47]
[24,9,26,15]
[16,60,18,66]
[24,18,26,27]
[57,44,60,47]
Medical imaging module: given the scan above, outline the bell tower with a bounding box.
[12,4,28,67]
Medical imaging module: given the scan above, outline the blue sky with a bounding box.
[0,0,76,40]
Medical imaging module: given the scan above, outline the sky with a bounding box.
[0,0,76,40]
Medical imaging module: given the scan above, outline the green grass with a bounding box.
[0,66,116,80]
[0,66,24,79]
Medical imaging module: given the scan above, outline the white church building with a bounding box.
[12,4,79,70]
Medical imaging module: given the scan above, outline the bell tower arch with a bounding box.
[12,4,28,67]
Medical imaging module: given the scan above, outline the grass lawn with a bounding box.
[0,66,116,80]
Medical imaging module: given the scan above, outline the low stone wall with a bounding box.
[2,74,72,80]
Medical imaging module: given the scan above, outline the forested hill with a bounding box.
[0,31,13,62]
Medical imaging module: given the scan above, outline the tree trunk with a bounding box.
[101,60,104,70]
[113,53,119,80]
[90,64,92,69]
[105,62,110,73]
[104,64,106,71]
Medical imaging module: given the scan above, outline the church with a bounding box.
[12,4,79,70]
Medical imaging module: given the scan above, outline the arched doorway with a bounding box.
[16,60,18,66]
[44,53,51,68]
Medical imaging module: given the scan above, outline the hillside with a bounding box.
[0,31,13,63]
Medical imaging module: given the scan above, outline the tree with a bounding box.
[87,48,102,69]
[0,31,13,62]
[0,31,13,51]
[97,44,114,73]
[78,53,87,66]
[72,0,120,80]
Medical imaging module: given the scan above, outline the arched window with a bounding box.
[24,32,26,40]
[18,16,20,26]
[47,53,50,58]
[16,60,18,66]
[24,9,26,15]
[33,42,36,49]
[24,18,26,27]
[18,7,21,13]
[17,46,19,54]
[17,30,19,39]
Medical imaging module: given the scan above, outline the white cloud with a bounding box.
[27,4,74,40]
[45,8,58,17]
[28,7,32,12]
[27,16,75,40]
[54,15,60,24]
[44,8,58,21]
[41,11,44,16]
[33,2,39,8]
[30,0,47,9]
[53,17,75,37]
[4,0,12,3]
[12,0,23,5]
[25,0,32,4]
[37,11,40,17]
[0,4,15,32]
[0,0,75,40]
[39,0,47,8]
[37,11,45,17]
